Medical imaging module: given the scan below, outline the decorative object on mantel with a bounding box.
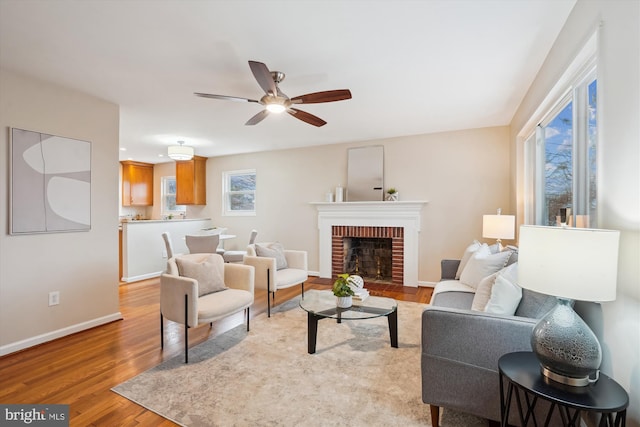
[386,188,398,201]
[333,273,355,308]
[167,140,194,161]
[335,185,344,202]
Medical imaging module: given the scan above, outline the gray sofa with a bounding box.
[421,258,593,427]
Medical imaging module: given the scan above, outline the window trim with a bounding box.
[519,29,599,228]
[222,169,256,217]
[523,67,597,227]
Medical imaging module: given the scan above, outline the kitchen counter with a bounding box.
[121,218,209,223]
[120,218,214,282]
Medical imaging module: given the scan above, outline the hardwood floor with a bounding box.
[0,277,433,426]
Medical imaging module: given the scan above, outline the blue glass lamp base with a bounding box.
[531,298,602,387]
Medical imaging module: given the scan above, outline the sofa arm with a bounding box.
[440,259,461,280]
[243,255,276,291]
[421,306,536,370]
[224,263,255,294]
[284,250,308,271]
[160,274,199,327]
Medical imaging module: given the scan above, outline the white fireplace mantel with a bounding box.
[311,201,428,286]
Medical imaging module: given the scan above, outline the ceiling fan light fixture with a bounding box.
[167,141,194,161]
[266,103,286,114]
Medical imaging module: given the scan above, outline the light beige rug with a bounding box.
[112,297,486,427]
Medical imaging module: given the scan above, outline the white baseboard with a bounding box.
[0,312,123,356]
[121,271,162,283]
[418,281,436,288]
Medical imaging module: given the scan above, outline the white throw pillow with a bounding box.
[255,242,288,270]
[484,274,523,315]
[176,254,227,297]
[455,240,482,279]
[471,271,499,311]
[459,245,511,289]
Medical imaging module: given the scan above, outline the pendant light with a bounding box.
[167,141,194,161]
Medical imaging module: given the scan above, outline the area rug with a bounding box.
[112,297,486,427]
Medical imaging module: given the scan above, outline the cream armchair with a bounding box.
[160,253,255,363]
[243,242,307,317]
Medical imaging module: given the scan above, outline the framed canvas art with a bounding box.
[10,128,91,234]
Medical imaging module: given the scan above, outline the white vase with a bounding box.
[387,193,398,201]
[336,296,352,308]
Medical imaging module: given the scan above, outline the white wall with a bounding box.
[203,126,511,284]
[510,1,640,424]
[0,69,121,355]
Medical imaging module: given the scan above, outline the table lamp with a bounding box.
[518,225,620,387]
[482,209,515,250]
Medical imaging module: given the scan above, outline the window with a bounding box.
[223,169,256,216]
[161,176,185,217]
[525,68,597,227]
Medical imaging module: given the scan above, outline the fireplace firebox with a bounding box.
[332,226,404,285]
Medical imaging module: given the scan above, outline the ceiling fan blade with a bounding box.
[248,60,277,96]
[194,92,259,103]
[245,110,270,126]
[290,89,352,104]
[287,108,327,127]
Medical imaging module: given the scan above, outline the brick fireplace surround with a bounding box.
[332,226,404,285]
[312,201,427,287]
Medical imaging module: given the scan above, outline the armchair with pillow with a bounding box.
[243,242,308,317]
[161,253,255,363]
[421,242,595,427]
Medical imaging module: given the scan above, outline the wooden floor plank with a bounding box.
[0,276,433,426]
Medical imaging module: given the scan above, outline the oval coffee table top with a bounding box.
[299,289,397,320]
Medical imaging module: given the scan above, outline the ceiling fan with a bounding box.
[195,60,352,127]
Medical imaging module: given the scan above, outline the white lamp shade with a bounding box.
[168,144,194,161]
[518,225,620,302]
[482,214,515,240]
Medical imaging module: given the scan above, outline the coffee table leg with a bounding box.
[388,308,398,348]
[308,312,319,354]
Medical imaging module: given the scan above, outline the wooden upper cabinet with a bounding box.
[121,161,154,206]
[176,155,206,205]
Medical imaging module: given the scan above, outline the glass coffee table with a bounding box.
[299,289,398,354]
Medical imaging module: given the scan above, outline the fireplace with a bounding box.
[313,201,427,287]
[333,226,403,285]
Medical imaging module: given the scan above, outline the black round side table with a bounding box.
[498,351,628,427]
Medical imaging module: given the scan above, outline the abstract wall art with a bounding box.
[10,128,91,234]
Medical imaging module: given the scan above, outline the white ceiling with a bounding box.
[0,0,576,164]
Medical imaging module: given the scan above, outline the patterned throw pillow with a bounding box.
[255,242,289,270]
[176,254,227,297]
[455,240,482,279]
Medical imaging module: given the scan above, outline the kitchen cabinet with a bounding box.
[176,155,206,205]
[121,160,154,206]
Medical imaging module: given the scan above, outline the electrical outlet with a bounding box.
[49,291,60,306]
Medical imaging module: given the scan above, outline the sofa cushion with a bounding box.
[176,254,227,297]
[431,290,475,309]
[459,245,512,288]
[255,242,288,270]
[484,274,522,315]
[514,289,558,319]
[455,240,482,279]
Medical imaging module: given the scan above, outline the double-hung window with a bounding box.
[161,176,186,217]
[524,53,597,228]
[223,169,256,216]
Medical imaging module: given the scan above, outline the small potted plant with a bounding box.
[386,188,398,201]
[333,273,355,308]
